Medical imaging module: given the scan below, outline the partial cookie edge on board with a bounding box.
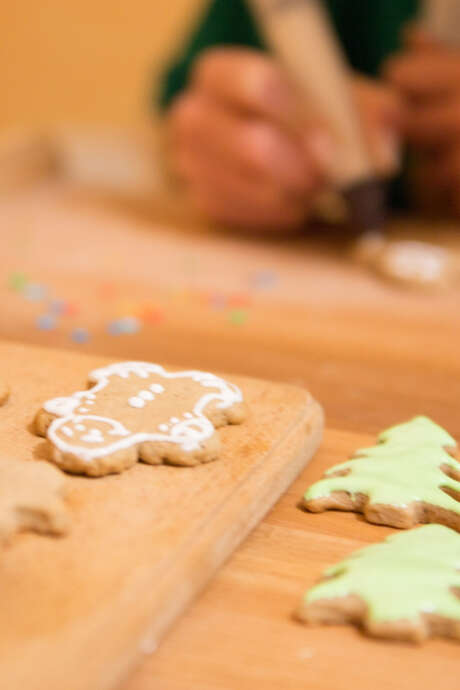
[0,382,10,406]
[34,361,247,477]
[0,458,70,545]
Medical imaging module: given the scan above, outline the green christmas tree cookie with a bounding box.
[304,416,460,530]
[297,525,460,643]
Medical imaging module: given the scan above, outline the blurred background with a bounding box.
[0,0,202,131]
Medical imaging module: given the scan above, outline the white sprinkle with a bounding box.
[170,417,179,424]
[75,424,86,432]
[79,407,89,413]
[150,383,165,394]
[61,425,74,437]
[184,412,193,419]
[139,390,154,401]
[128,396,145,408]
[158,424,169,432]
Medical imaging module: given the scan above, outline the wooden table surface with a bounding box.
[1,182,460,689]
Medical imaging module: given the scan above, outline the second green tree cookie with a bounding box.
[303,416,460,530]
[297,525,460,643]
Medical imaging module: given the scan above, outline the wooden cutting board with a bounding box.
[0,340,323,690]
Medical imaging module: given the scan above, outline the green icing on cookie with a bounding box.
[304,416,460,514]
[305,525,460,623]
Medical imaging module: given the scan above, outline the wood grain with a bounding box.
[1,184,460,689]
[0,340,323,690]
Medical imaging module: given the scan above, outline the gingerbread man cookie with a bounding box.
[298,525,460,643]
[35,362,246,477]
[0,458,69,544]
[303,416,460,530]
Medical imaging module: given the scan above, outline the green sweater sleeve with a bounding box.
[158,0,265,110]
[157,0,419,111]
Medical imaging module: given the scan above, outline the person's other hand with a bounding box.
[167,48,400,233]
[385,27,460,215]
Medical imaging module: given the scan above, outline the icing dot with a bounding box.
[81,428,104,443]
[184,412,193,419]
[86,400,95,405]
[61,425,74,437]
[139,390,154,401]
[79,407,89,413]
[75,424,86,431]
[170,417,180,424]
[129,396,145,408]
[150,383,165,394]
[158,424,169,432]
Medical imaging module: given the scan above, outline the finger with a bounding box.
[385,52,460,101]
[191,47,311,133]
[410,150,458,213]
[189,180,309,232]
[351,76,403,175]
[403,99,460,148]
[168,91,326,195]
[173,144,310,231]
[403,24,443,51]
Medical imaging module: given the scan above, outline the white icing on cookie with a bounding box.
[128,396,145,409]
[43,362,243,463]
[139,390,154,401]
[81,428,105,443]
[61,425,74,437]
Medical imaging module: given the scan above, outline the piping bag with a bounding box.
[248,0,395,240]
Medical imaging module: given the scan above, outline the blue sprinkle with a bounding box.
[36,314,57,331]
[71,327,90,344]
[107,317,141,336]
[250,270,278,290]
[49,299,66,315]
[119,316,141,334]
[24,283,47,302]
[107,320,123,336]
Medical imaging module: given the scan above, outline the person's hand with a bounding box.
[385,27,460,215]
[167,48,400,233]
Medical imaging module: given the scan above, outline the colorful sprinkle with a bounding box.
[8,272,28,292]
[140,306,164,324]
[62,302,79,317]
[24,283,47,302]
[49,299,67,316]
[228,293,251,308]
[209,293,227,310]
[250,270,278,290]
[71,328,90,344]
[36,314,57,331]
[229,309,248,326]
[107,316,141,336]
